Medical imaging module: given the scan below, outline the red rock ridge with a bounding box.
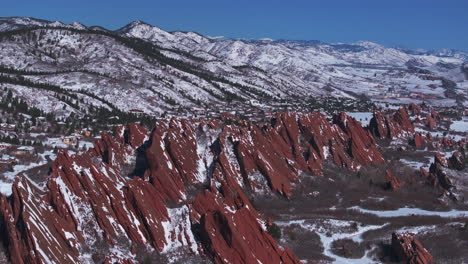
[0,111,390,263]
[369,107,415,139]
[427,153,453,190]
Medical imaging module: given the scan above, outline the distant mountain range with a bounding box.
[0,16,466,118]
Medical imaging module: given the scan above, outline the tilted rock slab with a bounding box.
[391,232,433,264]
[0,111,389,263]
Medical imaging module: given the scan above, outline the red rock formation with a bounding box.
[0,111,394,263]
[369,111,389,139]
[385,169,403,190]
[410,133,427,148]
[393,107,415,135]
[191,187,299,264]
[437,137,461,149]
[430,110,443,121]
[369,107,414,139]
[391,232,433,264]
[424,113,436,129]
[428,153,453,191]
[93,123,148,167]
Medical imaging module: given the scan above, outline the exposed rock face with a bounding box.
[385,169,403,190]
[369,107,414,139]
[391,232,433,264]
[192,189,299,264]
[434,153,448,168]
[424,113,436,129]
[430,110,443,122]
[448,151,466,170]
[410,133,427,148]
[0,124,189,263]
[333,112,383,167]
[0,112,388,263]
[428,153,453,191]
[423,110,443,130]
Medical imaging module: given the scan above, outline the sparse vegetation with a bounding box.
[267,223,282,240]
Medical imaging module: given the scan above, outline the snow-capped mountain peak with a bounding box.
[353,40,384,49]
[117,20,179,45]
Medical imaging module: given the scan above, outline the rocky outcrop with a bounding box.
[424,110,443,130]
[333,112,384,167]
[410,133,427,148]
[430,110,443,122]
[428,153,453,191]
[391,232,433,264]
[0,124,194,263]
[369,107,414,139]
[448,151,466,170]
[432,136,467,150]
[191,188,299,264]
[385,169,403,190]
[0,112,390,263]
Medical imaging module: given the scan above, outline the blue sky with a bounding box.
[3,0,468,51]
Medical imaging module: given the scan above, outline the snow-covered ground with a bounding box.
[0,150,56,196]
[277,219,385,264]
[415,127,466,141]
[450,118,468,133]
[349,206,468,218]
[399,158,430,170]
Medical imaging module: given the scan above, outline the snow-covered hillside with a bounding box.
[0,17,466,118]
